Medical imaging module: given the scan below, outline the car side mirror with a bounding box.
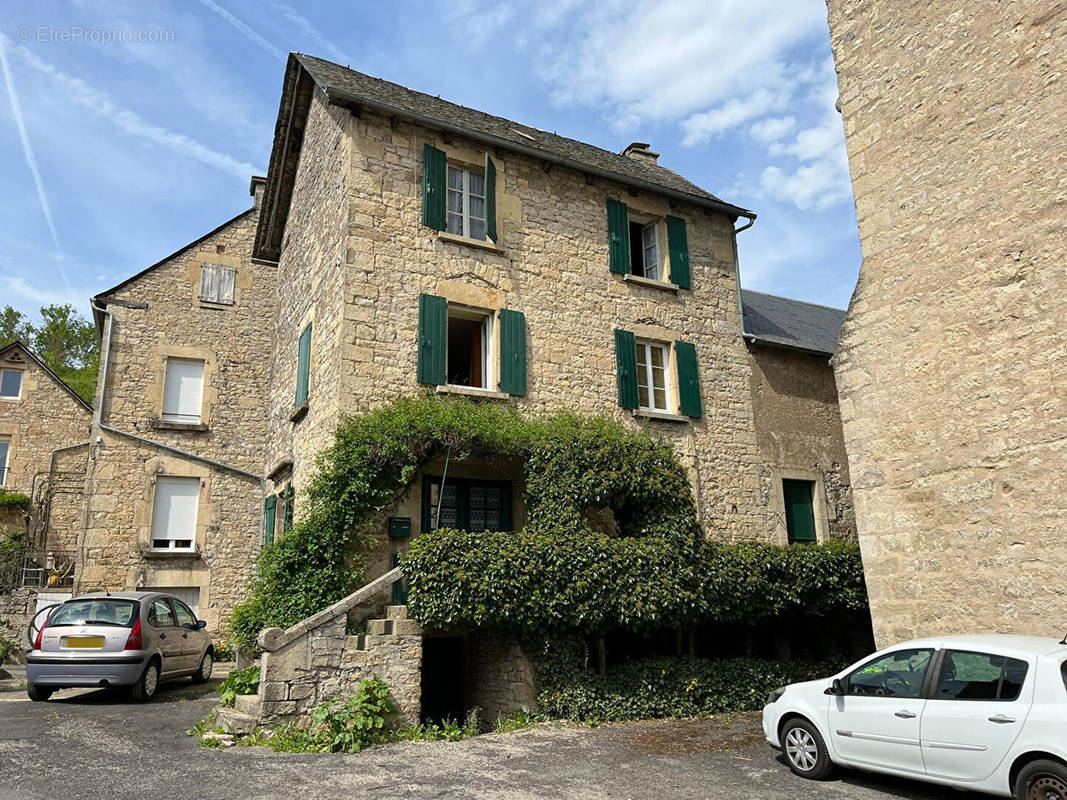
[825,678,845,696]
[195,620,206,630]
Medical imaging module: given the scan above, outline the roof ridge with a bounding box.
[741,287,847,313]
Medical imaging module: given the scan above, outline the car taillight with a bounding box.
[124,618,142,650]
[33,622,46,651]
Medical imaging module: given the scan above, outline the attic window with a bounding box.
[0,369,23,399]
[628,217,663,281]
[200,264,236,305]
[446,166,487,240]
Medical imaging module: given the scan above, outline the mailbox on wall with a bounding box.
[388,517,411,539]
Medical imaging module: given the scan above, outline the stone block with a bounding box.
[366,619,391,636]
[385,605,408,620]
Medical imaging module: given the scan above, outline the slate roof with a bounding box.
[740,290,847,356]
[295,54,753,218]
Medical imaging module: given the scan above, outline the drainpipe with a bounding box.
[731,214,757,341]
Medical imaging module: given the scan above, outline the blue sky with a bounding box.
[0,0,860,323]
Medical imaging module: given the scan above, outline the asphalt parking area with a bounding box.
[0,683,964,800]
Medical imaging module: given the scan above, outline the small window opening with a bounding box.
[447,310,491,389]
[628,219,661,280]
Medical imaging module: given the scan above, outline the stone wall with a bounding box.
[79,181,275,635]
[747,344,855,543]
[466,636,537,725]
[827,0,1067,644]
[0,587,35,648]
[0,343,91,550]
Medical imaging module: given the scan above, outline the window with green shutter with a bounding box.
[417,293,447,385]
[675,340,702,418]
[422,143,447,230]
[665,215,690,289]
[783,479,818,544]
[607,198,631,274]
[614,329,639,409]
[498,309,526,395]
[263,495,276,545]
[294,323,312,408]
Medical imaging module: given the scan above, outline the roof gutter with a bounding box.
[321,85,758,222]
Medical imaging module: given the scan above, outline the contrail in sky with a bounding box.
[198,0,287,61]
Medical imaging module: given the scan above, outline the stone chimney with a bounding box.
[621,142,660,166]
[249,175,267,210]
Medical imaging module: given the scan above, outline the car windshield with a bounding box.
[48,599,138,628]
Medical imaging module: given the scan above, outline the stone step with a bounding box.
[233,693,261,716]
[392,619,423,635]
[217,707,257,736]
[366,619,392,636]
[385,605,408,620]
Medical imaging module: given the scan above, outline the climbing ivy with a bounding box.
[230,395,867,650]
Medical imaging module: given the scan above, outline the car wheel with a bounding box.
[191,651,213,684]
[781,718,834,780]
[130,661,159,703]
[1015,759,1067,800]
[27,684,54,702]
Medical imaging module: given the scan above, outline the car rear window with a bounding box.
[935,650,1029,701]
[48,599,138,628]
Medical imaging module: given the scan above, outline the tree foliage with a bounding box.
[1,304,99,403]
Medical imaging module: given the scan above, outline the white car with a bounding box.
[762,635,1067,799]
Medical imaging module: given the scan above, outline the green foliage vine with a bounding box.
[230,395,867,650]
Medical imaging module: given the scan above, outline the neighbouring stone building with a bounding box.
[0,341,91,551]
[826,1,1066,645]
[75,178,276,633]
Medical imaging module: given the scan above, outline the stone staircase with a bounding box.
[217,604,421,735]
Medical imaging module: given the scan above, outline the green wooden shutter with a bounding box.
[417,293,447,385]
[498,309,526,395]
[422,143,447,230]
[485,153,498,242]
[783,480,817,544]
[263,495,276,545]
[665,215,691,289]
[294,323,312,408]
[606,198,630,274]
[675,340,702,418]
[283,484,295,532]
[614,329,639,409]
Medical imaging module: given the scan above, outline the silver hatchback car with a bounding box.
[26,591,214,702]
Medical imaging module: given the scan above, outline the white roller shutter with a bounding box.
[150,476,200,550]
[162,358,205,423]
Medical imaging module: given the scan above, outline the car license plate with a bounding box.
[62,636,105,649]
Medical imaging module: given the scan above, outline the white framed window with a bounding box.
[162,358,205,424]
[628,217,662,280]
[446,166,487,240]
[199,264,236,305]
[446,307,493,389]
[635,340,671,412]
[150,476,200,552]
[0,369,23,399]
[0,435,10,487]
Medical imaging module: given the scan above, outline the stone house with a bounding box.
[74,178,276,632]
[826,1,1066,645]
[0,340,91,551]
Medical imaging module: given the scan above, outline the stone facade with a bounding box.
[77,179,275,635]
[0,342,91,551]
[466,636,538,724]
[263,85,851,564]
[827,1,1067,644]
[748,344,855,544]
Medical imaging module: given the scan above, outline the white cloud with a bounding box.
[681,89,789,146]
[749,116,796,143]
[2,275,94,315]
[13,45,261,180]
[760,157,851,211]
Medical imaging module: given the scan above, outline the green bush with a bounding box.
[0,492,31,512]
[0,635,16,666]
[218,665,260,707]
[394,708,480,741]
[535,652,841,722]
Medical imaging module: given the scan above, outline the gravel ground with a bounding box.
[0,681,964,800]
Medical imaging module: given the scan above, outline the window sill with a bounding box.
[152,419,209,432]
[199,300,235,310]
[435,384,510,401]
[143,549,202,560]
[623,274,679,293]
[633,409,690,423]
[436,231,506,254]
[290,402,309,423]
